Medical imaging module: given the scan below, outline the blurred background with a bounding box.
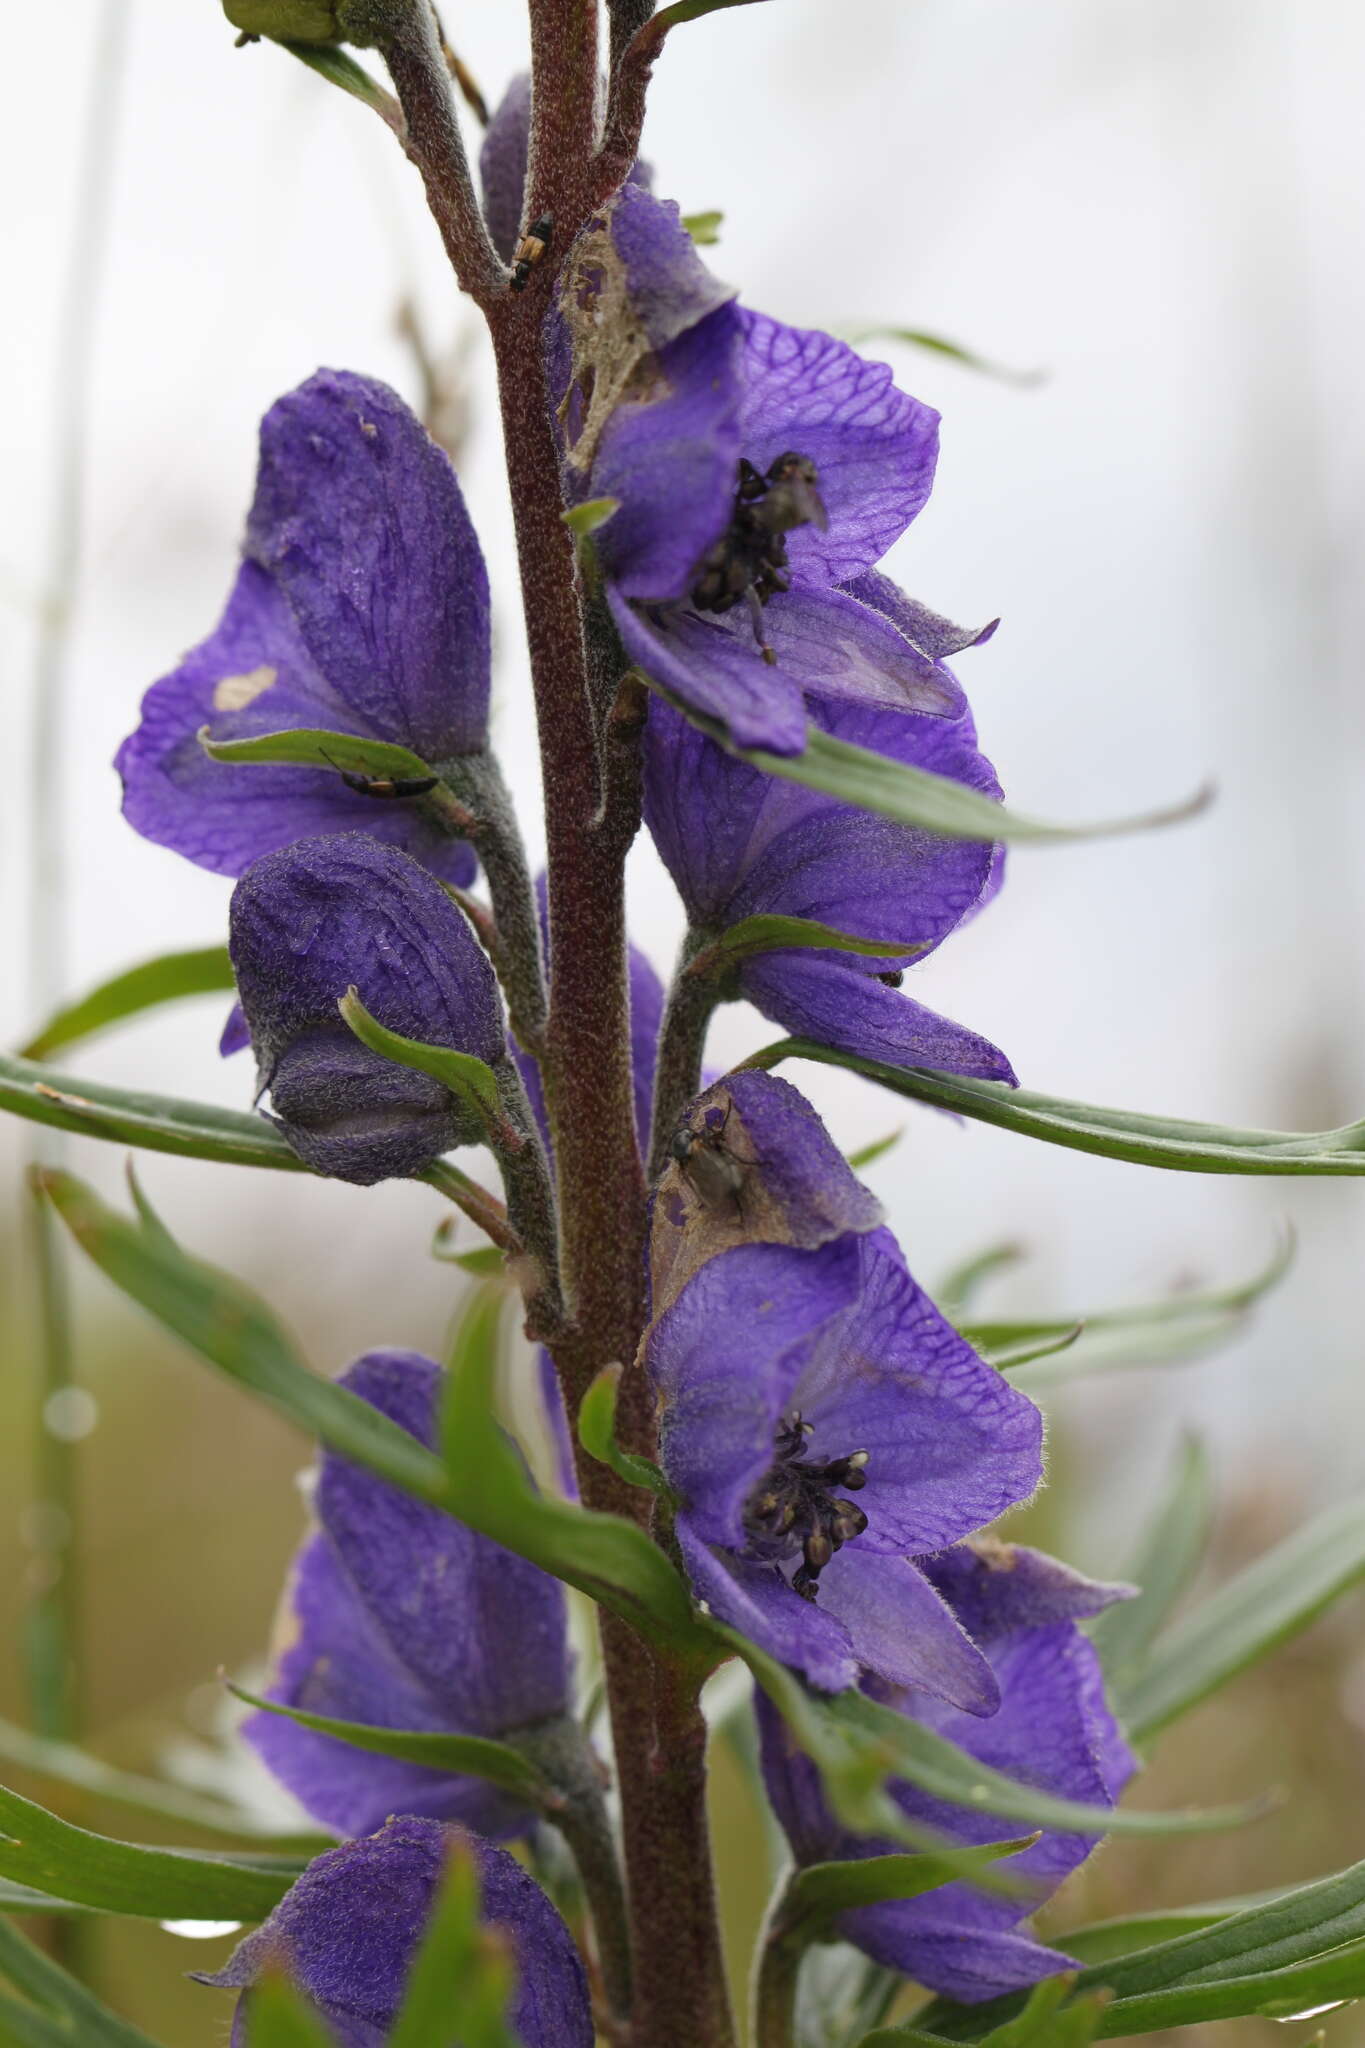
[4,0,1365,2040]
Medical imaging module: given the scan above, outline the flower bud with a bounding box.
[222,0,340,42]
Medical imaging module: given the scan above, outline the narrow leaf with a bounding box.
[441,1289,709,1654]
[198,724,434,781]
[1056,1893,1285,1966]
[786,1837,1037,1933]
[228,1685,554,1811]
[338,988,502,1130]
[742,1040,1365,1176]
[0,1784,292,1920]
[0,1919,161,2048]
[653,0,771,26]
[1090,1434,1213,1687]
[848,326,1044,388]
[281,41,403,132]
[561,497,620,536]
[689,916,926,978]
[20,946,235,1061]
[389,1846,517,2048]
[844,1129,904,1171]
[934,1241,1025,1321]
[1,1051,303,1171]
[578,1365,671,1497]
[40,1168,446,1505]
[1120,1491,1365,1741]
[244,1972,336,2048]
[0,1713,279,1841]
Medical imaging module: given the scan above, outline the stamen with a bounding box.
[690,451,829,662]
[741,1413,872,1602]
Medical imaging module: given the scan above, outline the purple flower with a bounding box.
[246,1351,570,1841]
[643,670,1013,1083]
[651,1069,884,1314]
[200,1815,592,2046]
[757,1542,1137,2005]
[117,369,490,886]
[229,834,504,1184]
[551,185,978,753]
[646,1229,1042,1697]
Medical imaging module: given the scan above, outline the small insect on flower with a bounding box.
[670,1102,751,1213]
[319,750,441,801]
[510,214,554,292]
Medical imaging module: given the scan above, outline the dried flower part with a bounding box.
[246,1351,571,1839]
[200,1816,593,2046]
[757,1543,1137,2005]
[229,834,504,1184]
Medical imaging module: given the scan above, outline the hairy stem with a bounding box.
[375,0,503,300]
[647,931,720,1178]
[515,1715,632,2022]
[446,750,548,1050]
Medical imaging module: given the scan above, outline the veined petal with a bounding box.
[246,370,490,761]
[789,1232,1041,1553]
[816,1549,999,1712]
[741,950,1017,1083]
[611,587,810,754]
[920,1541,1135,1646]
[734,309,940,587]
[116,560,476,885]
[675,1523,858,1694]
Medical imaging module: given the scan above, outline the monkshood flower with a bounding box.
[549,183,980,753]
[246,1351,570,1841]
[757,1542,1137,2004]
[651,1068,884,1314]
[643,674,1013,1082]
[117,368,489,886]
[229,834,504,1184]
[646,1228,1042,1697]
[200,1816,593,2047]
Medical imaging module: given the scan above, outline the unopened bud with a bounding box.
[222,0,341,43]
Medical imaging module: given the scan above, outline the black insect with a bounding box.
[321,750,440,801]
[669,1101,750,1214]
[510,214,554,292]
[690,451,829,664]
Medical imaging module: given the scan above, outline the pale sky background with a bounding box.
[4,0,1365,1563]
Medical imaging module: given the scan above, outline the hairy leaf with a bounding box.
[743,1040,1365,1175]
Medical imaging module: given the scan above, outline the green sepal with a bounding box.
[741,1038,1365,1176]
[578,1364,673,1497]
[1118,1488,1365,1742]
[783,1836,1038,1936]
[441,1289,710,1656]
[0,1782,296,1921]
[681,209,724,243]
[337,987,503,1139]
[21,945,235,1061]
[687,916,926,979]
[227,1684,558,1813]
[240,1973,336,2048]
[914,1851,1365,2040]
[1089,1433,1213,1689]
[39,1168,446,1505]
[641,679,1208,845]
[388,1846,517,2048]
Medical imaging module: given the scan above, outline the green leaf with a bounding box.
[844,1129,904,1171]
[0,1783,293,1921]
[730,716,1209,846]
[934,1242,1026,1321]
[40,1168,446,1505]
[729,1632,1267,1844]
[785,1838,1037,1935]
[689,916,926,978]
[0,1051,303,1171]
[228,1685,555,1812]
[1090,1433,1213,1688]
[561,497,620,536]
[741,1039,1365,1176]
[431,1228,507,1277]
[848,326,1043,388]
[861,1978,1112,2048]
[198,724,435,782]
[281,41,403,133]
[653,0,771,26]
[917,1853,1365,2039]
[20,947,235,1061]
[441,1288,709,1655]
[578,1365,671,1497]
[0,1918,162,2048]
[984,1325,1083,1375]
[389,1846,517,2048]
[0,1712,283,1841]
[1119,1489,1365,1741]
[242,1973,336,2048]
[681,208,723,243]
[338,988,502,1131]
[1056,1893,1286,1966]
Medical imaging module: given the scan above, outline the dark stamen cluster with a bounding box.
[690,453,829,665]
[743,1411,869,1602]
